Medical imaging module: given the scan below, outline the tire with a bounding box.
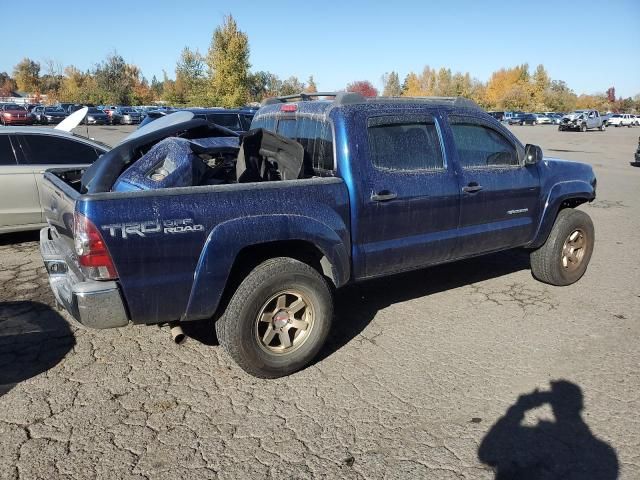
[599,123,606,131]
[530,209,594,286]
[580,123,587,132]
[215,257,333,378]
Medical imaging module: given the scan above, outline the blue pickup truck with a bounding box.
[39,93,596,377]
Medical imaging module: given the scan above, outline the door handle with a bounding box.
[371,190,397,202]
[462,183,483,194]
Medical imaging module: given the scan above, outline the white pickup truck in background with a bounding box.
[607,114,635,127]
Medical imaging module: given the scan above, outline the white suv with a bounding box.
[607,114,635,127]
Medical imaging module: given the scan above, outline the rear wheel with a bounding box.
[215,257,333,378]
[530,209,594,286]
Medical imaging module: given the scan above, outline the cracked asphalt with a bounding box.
[1,125,639,479]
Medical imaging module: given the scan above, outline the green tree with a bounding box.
[434,68,453,96]
[176,47,209,105]
[545,80,577,112]
[280,76,305,96]
[94,53,132,104]
[13,57,40,93]
[305,75,318,94]
[382,71,401,96]
[150,75,163,99]
[532,64,550,110]
[247,70,271,102]
[207,15,250,107]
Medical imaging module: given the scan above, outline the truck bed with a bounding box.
[42,169,351,325]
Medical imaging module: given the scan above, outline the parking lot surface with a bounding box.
[1,124,639,479]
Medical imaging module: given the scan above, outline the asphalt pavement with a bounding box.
[1,123,639,479]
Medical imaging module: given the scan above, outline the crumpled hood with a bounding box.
[563,113,584,121]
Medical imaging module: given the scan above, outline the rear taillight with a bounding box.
[280,104,297,112]
[74,212,118,280]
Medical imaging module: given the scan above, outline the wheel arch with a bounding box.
[182,215,350,322]
[529,181,594,249]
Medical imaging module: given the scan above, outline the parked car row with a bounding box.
[488,109,640,131]
[1,102,260,128]
[137,107,257,132]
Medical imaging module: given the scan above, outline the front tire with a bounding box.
[580,123,587,132]
[216,257,333,378]
[530,209,594,286]
[599,123,606,131]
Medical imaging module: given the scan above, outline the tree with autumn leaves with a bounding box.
[2,14,638,112]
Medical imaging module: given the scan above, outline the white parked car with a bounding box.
[607,114,635,127]
[534,113,552,125]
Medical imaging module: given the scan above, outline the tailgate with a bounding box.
[41,168,84,252]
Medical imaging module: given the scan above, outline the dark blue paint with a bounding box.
[44,99,596,326]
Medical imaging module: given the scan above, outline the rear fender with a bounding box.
[529,180,594,248]
[183,214,350,321]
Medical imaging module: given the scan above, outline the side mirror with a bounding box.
[524,144,543,165]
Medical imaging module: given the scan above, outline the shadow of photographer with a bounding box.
[479,380,618,479]
[0,301,75,396]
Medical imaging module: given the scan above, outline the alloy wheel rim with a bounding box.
[561,228,587,272]
[255,290,314,355]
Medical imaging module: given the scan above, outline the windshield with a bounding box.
[45,107,64,113]
[611,114,622,118]
[4,104,24,110]
[87,108,101,113]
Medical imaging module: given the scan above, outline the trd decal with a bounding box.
[102,218,204,238]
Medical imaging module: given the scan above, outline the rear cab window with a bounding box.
[252,114,335,174]
[448,115,522,168]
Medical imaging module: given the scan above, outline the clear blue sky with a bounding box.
[3,0,639,97]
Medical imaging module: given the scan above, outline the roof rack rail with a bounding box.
[373,96,480,109]
[261,92,365,106]
[260,93,480,110]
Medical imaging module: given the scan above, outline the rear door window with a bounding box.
[16,135,101,165]
[0,135,18,165]
[367,114,444,171]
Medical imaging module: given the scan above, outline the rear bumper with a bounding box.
[40,227,129,329]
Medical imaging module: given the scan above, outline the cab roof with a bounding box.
[258,92,481,116]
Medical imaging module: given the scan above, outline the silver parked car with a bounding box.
[112,107,142,125]
[0,127,108,233]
